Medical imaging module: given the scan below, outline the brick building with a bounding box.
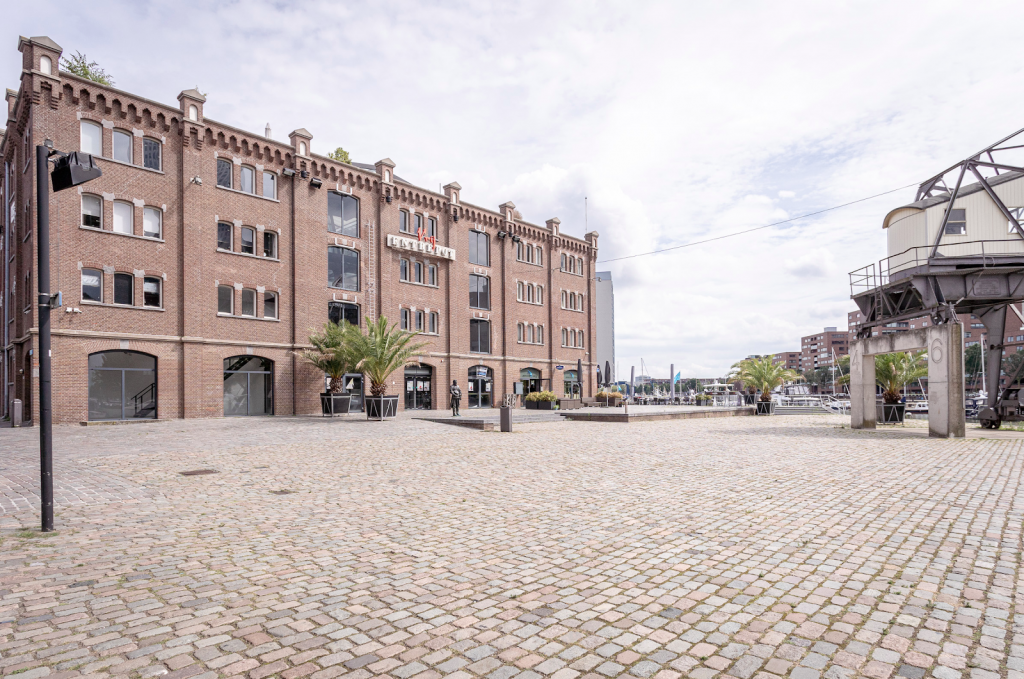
[1,36,599,424]
[799,327,849,371]
[771,351,801,371]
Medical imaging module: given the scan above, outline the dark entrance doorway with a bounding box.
[88,350,157,421]
[520,367,542,396]
[468,365,493,408]
[404,365,433,410]
[343,373,364,412]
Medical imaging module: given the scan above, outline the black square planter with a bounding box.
[320,393,352,416]
[366,395,399,420]
[756,401,776,415]
[876,403,905,424]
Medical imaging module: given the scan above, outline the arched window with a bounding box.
[561,253,567,270]
[400,210,410,232]
[535,246,542,265]
[88,351,157,421]
[188,104,199,121]
[223,356,274,416]
[217,158,232,188]
[39,55,52,75]
[328,246,359,291]
[143,138,161,171]
[299,141,307,156]
[112,129,132,164]
[143,207,162,239]
[527,285,533,303]
[537,326,544,344]
[577,330,584,347]
[81,194,102,229]
[240,166,255,194]
[518,323,524,342]
[536,286,543,305]
[561,290,567,308]
[328,192,359,237]
[570,293,576,310]
[517,282,523,300]
[80,120,101,155]
[112,201,133,235]
[577,257,584,273]
[562,329,568,346]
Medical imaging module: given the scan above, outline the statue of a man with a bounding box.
[450,380,462,416]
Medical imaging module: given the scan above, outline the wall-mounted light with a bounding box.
[512,235,522,243]
[497,231,507,239]
[300,170,309,179]
[385,188,392,203]
[189,175,202,185]
[310,177,323,189]
[282,168,296,177]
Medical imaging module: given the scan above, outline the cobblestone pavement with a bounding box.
[0,415,1021,679]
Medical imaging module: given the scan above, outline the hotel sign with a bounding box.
[386,234,456,260]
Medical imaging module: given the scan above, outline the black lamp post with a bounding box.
[36,143,101,531]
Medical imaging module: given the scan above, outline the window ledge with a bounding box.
[517,260,544,267]
[518,299,544,306]
[80,301,166,312]
[80,225,165,243]
[217,312,280,322]
[216,184,280,203]
[517,341,545,346]
[216,247,280,262]
[399,279,439,289]
[327,286,360,293]
[96,155,165,175]
[469,306,491,312]
[330,229,361,239]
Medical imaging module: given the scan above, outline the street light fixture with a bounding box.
[36,141,102,532]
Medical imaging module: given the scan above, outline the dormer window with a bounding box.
[384,169,391,182]
[452,192,458,204]
[299,141,307,156]
[39,55,51,75]
[188,105,198,121]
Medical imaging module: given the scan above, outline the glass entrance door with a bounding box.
[88,351,157,421]
[468,366,493,408]
[343,373,364,411]
[520,368,542,396]
[404,365,432,410]
[223,356,274,416]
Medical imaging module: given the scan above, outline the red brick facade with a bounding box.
[1,36,599,424]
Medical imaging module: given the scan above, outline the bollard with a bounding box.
[500,406,512,432]
[11,399,23,427]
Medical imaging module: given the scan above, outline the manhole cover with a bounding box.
[270,490,294,495]
[179,469,218,476]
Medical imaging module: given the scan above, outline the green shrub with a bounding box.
[525,390,558,402]
[596,390,622,400]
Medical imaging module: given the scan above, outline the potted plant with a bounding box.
[874,350,927,424]
[595,390,622,407]
[299,321,356,416]
[729,356,800,415]
[525,391,558,410]
[350,315,427,420]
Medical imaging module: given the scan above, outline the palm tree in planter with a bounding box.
[350,315,428,420]
[299,321,358,416]
[875,350,928,424]
[729,356,800,415]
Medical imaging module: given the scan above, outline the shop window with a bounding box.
[223,356,273,416]
[88,351,157,421]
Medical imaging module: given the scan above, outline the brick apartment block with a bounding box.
[1,36,599,424]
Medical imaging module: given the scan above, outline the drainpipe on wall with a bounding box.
[2,159,8,419]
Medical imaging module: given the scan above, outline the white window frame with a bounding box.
[112,129,133,164]
[81,194,102,229]
[143,276,162,308]
[143,206,162,239]
[264,291,278,319]
[80,120,102,156]
[263,171,277,199]
[112,201,133,235]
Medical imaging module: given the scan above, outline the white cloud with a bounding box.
[8,0,1024,377]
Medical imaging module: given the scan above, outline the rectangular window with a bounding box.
[241,227,255,255]
[400,308,410,330]
[400,258,409,281]
[263,171,276,199]
[415,310,424,331]
[80,121,102,155]
[414,213,423,235]
[263,231,277,258]
[217,159,232,188]
[217,222,232,250]
[428,265,437,286]
[143,138,161,170]
[264,292,278,319]
[218,285,233,314]
[143,277,161,308]
[415,262,423,284]
[112,202,133,235]
[241,289,256,317]
[428,217,437,238]
[240,166,255,194]
[469,274,490,310]
[468,231,489,266]
[328,192,359,236]
[114,273,134,305]
[328,246,359,291]
[429,312,438,334]
[113,130,132,164]
[945,208,966,235]
[470,319,490,354]
[82,194,102,228]
[82,268,102,303]
[143,207,162,238]
[400,210,409,232]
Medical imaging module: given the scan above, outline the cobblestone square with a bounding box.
[0,415,1020,679]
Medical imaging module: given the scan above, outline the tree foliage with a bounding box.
[60,51,114,85]
[729,356,800,402]
[965,343,983,386]
[348,316,428,397]
[327,147,351,164]
[298,321,359,393]
[1002,350,1024,384]
[875,350,928,404]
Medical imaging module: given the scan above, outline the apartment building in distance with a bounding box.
[595,271,615,383]
[1,36,600,424]
[772,351,801,371]
[800,327,849,371]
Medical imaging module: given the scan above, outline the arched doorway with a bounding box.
[563,370,579,397]
[405,364,433,410]
[88,350,157,421]
[520,368,542,395]
[468,365,493,408]
[224,356,274,416]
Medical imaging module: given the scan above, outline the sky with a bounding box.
[7,1,1024,378]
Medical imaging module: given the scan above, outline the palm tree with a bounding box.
[298,321,358,393]
[730,356,800,402]
[876,350,928,404]
[349,316,428,397]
